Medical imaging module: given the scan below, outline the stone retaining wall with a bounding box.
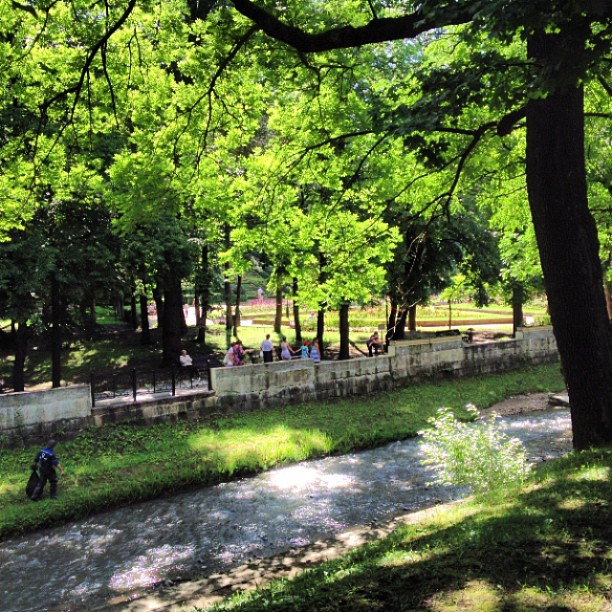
[0,385,92,442]
[0,326,558,445]
[210,326,558,411]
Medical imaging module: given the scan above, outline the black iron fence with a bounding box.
[90,365,212,407]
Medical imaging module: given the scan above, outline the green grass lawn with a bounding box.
[208,447,611,612]
[0,364,564,540]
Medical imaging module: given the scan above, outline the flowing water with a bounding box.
[0,407,571,611]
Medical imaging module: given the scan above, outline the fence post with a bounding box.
[171,367,176,396]
[131,368,137,402]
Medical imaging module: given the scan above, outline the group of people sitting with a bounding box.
[366,331,384,356]
[222,340,247,367]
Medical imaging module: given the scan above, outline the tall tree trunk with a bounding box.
[393,308,407,340]
[387,301,398,342]
[526,30,612,449]
[408,304,417,332]
[194,288,201,326]
[139,293,151,345]
[233,275,242,337]
[130,284,138,330]
[162,276,183,366]
[511,283,525,337]
[604,281,612,321]
[292,277,302,343]
[274,282,283,333]
[316,309,325,347]
[152,283,164,329]
[338,303,350,360]
[223,225,233,347]
[196,244,210,344]
[12,320,27,392]
[87,294,96,340]
[50,273,62,388]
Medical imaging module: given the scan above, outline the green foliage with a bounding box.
[420,405,529,498]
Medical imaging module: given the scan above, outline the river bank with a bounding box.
[111,392,573,611]
[0,394,575,611]
[0,365,565,542]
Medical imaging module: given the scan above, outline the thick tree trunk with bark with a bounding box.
[338,302,350,360]
[526,31,612,449]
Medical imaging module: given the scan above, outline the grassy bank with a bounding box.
[0,364,564,540]
[209,447,611,612]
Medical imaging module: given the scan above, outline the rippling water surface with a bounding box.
[0,408,571,611]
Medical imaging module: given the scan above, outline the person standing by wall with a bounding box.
[280,336,295,360]
[310,339,321,363]
[260,334,274,363]
[30,440,65,501]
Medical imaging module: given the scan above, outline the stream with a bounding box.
[0,407,572,611]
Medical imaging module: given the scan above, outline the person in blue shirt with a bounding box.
[31,439,65,501]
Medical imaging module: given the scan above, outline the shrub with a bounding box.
[420,405,530,498]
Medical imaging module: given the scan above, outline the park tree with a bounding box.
[228,0,612,449]
[2,0,610,448]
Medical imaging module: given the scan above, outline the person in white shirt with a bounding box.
[260,334,274,363]
[179,349,193,368]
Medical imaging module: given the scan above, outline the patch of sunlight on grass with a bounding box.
[566,466,609,482]
[376,549,432,567]
[510,586,550,609]
[427,579,501,611]
[0,483,19,495]
[510,586,610,612]
[558,498,586,510]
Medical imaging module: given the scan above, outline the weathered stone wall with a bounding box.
[0,385,92,441]
[211,327,558,411]
[0,326,558,445]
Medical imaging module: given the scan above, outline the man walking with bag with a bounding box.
[30,439,65,501]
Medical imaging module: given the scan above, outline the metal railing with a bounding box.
[90,366,211,407]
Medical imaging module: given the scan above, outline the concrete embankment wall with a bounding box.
[0,327,558,446]
[0,386,92,442]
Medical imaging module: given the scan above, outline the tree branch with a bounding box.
[231,0,474,52]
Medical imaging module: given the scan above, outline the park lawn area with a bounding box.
[210,446,612,612]
[0,364,565,540]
